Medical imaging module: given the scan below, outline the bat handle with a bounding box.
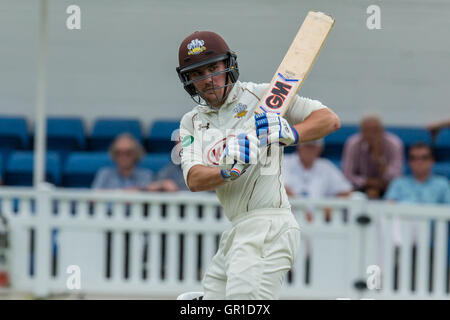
[230,163,246,179]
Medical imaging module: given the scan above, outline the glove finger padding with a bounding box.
[219,133,259,170]
[255,113,299,147]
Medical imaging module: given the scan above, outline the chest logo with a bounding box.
[181,135,194,148]
[233,103,248,119]
[206,135,235,165]
[197,122,210,131]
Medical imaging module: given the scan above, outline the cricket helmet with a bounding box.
[176,31,239,103]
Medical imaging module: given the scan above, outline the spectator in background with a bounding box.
[384,143,450,288]
[92,133,153,190]
[283,138,352,278]
[385,142,450,203]
[147,141,188,192]
[283,138,352,199]
[342,115,404,199]
[284,138,352,223]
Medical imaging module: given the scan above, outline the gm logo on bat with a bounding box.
[259,73,299,113]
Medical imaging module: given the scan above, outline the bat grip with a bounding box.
[230,163,246,179]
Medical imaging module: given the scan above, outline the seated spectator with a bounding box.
[283,138,353,198]
[385,142,450,203]
[384,142,450,286]
[147,142,188,192]
[342,115,404,199]
[91,133,153,275]
[92,133,153,190]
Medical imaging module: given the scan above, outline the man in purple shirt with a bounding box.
[342,115,404,199]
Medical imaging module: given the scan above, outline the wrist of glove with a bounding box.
[219,133,259,181]
[220,167,246,182]
[253,113,299,147]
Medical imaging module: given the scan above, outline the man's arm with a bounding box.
[186,165,227,192]
[384,178,402,201]
[381,138,404,183]
[292,108,340,143]
[342,138,366,189]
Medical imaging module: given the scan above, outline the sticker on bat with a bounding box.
[259,73,299,113]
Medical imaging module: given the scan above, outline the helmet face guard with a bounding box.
[176,52,239,106]
[176,31,239,106]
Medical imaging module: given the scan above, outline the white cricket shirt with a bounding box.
[179,81,328,221]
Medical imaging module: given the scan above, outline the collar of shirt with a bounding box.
[409,174,433,186]
[196,81,242,114]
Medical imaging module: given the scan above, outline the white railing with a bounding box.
[0,185,449,299]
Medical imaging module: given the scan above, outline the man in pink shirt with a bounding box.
[342,115,404,199]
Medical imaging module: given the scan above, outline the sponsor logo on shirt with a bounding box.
[182,135,194,148]
[233,103,248,119]
[197,122,210,131]
[206,136,236,165]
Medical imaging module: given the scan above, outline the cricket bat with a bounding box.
[230,11,335,179]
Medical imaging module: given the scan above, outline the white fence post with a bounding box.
[33,183,53,298]
[347,196,369,299]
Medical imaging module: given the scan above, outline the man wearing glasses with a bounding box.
[385,142,449,203]
[384,142,450,284]
[92,133,153,190]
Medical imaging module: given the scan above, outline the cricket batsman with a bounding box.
[176,31,340,299]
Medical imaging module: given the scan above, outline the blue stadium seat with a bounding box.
[139,153,171,174]
[433,162,450,179]
[63,152,113,188]
[90,118,143,151]
[30,117,87,163]
[435,129,450,161]
[5,151,61,186]
[0,116,29,157]
[386,126,432,149]
[47,117,86,151]
[147,120,180,153]
[322,125,359,160]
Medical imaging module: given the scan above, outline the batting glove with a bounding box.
[254,113,299,147]
[219,133,259,181]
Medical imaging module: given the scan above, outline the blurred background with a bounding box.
[0,0,449,300]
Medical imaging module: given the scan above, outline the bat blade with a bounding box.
[256,11,334,116]
[230,11,334,179]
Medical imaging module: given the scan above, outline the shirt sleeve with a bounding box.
[284,96,328,125]
[440,179,450,204]
[324,161,353,196]
[384,178,403,201]
[138,170,153,188]
[155,164,172,181]
[342,137,367,189]
[382,136,404,183]
[91,168,109,189]
[180,112,205,189]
